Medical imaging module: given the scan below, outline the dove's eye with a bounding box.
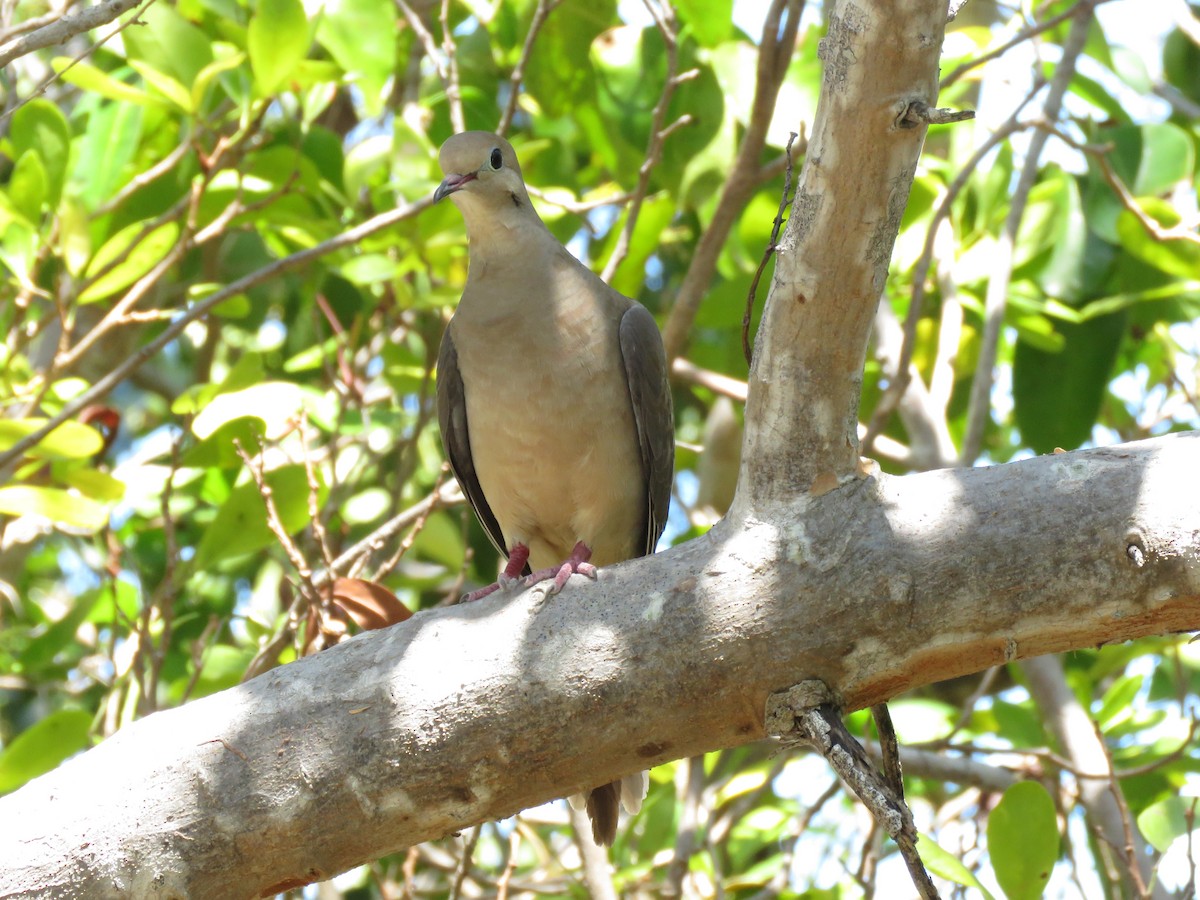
[490,148,503,170]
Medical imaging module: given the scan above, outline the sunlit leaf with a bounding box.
[0,485,111,529]
[987,781,1059,900]
[249,0,311,95]
[1137,796,1197,854]
[79,221,181,304]
[920,835,996,900]
[9,99,70,208]
[0,419,104,460]
[193,464,326,569]
[0,709,93,794]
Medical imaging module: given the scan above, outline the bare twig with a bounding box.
[496,0,563,136]
[0,0,146,67]
[871,704,904,799]
[370,466,446,581]
[665,756,706,896]
[1022,654,1166,899]
[600,0,695,282]
[448,825,481,900]
[860,100,1037,457]
[395,0,463,131]
[939,0,1118,90]
[1079,136,1200,246]
[526,184,636,216]
[438,0,465,133]
[95,131,194,215]
[0,195,434,472]
[494,824,521,900]
[896,99,975,127]
[672,357,748,401]
[742,131,798,364]
[766,683,940,900]
[0,0,76,47]
[661,0,804,362]
[960,3,1093,465]
[1,0,161,121]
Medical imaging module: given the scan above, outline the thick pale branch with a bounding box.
[739,0,946,501]
[1,432,1198,898]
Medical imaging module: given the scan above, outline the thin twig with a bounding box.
[939,0,1118,90]
[0,0,161,121]
[0,0,146,67]
[860,102,1038,456]
[439,0,465,133]
[95,132,194,215]
[448,825,481,900]
[600,0,693,282]
[959,3,1094,464]
[496,0,563,136]
[567,804,618,900]
[0,195,434,472]
[395,0,462,131]
[666,756,706,896]
[661,0,804,362]
[742,131,798,364]
[871,703,904,800]
[495,825,522,900]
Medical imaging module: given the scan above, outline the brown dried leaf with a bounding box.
[330,577,412,630]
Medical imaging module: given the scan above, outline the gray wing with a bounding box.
[436,327,514,567]
[618,304,675,557]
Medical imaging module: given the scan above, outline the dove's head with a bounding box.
[435,132,530,212]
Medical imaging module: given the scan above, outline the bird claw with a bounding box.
[460,567,526,603]
[461,542,596,602]
[523,541,597,596]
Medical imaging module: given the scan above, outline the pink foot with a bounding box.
[523,541,597,595]
[461,543,531,602]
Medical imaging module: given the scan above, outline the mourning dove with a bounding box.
[433,132,674,846]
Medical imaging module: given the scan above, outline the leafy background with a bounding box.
[1,0,1199,896]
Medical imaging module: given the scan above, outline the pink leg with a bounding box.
[522,541,597,594]
[461,543,531,602]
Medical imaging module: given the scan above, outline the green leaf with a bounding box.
[191,50,247,112]
[190,381,308,441]
[339,253,401,286]
[1163,25,1200,106]
[0,419,104,459]
[53,58,165,107]
[21,591,102,672]
[0,485,111,529]
[193,464,325,569]
[315,0,396,116]
[9,99,71,208]
[72,95,144,209]
[1137,796,1196,854]
[60,467,126,503]
[674,0,733,47]
[1013,312,1126,454]
[525,0,614,117]
[181,416,267,468]
[128,60,194,112]
[7,151,48,223]
[0,709,93,794]
[249,0,311,95]
[987,781,1059,900]
[1095,673,1143,730]
[1107,123,1195,198]
[920,834,996,900]
[1116,201,1200,280]
[80,221,180,303]
[121,2,214,86]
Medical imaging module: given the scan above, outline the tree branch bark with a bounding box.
[1,431,1198,897]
